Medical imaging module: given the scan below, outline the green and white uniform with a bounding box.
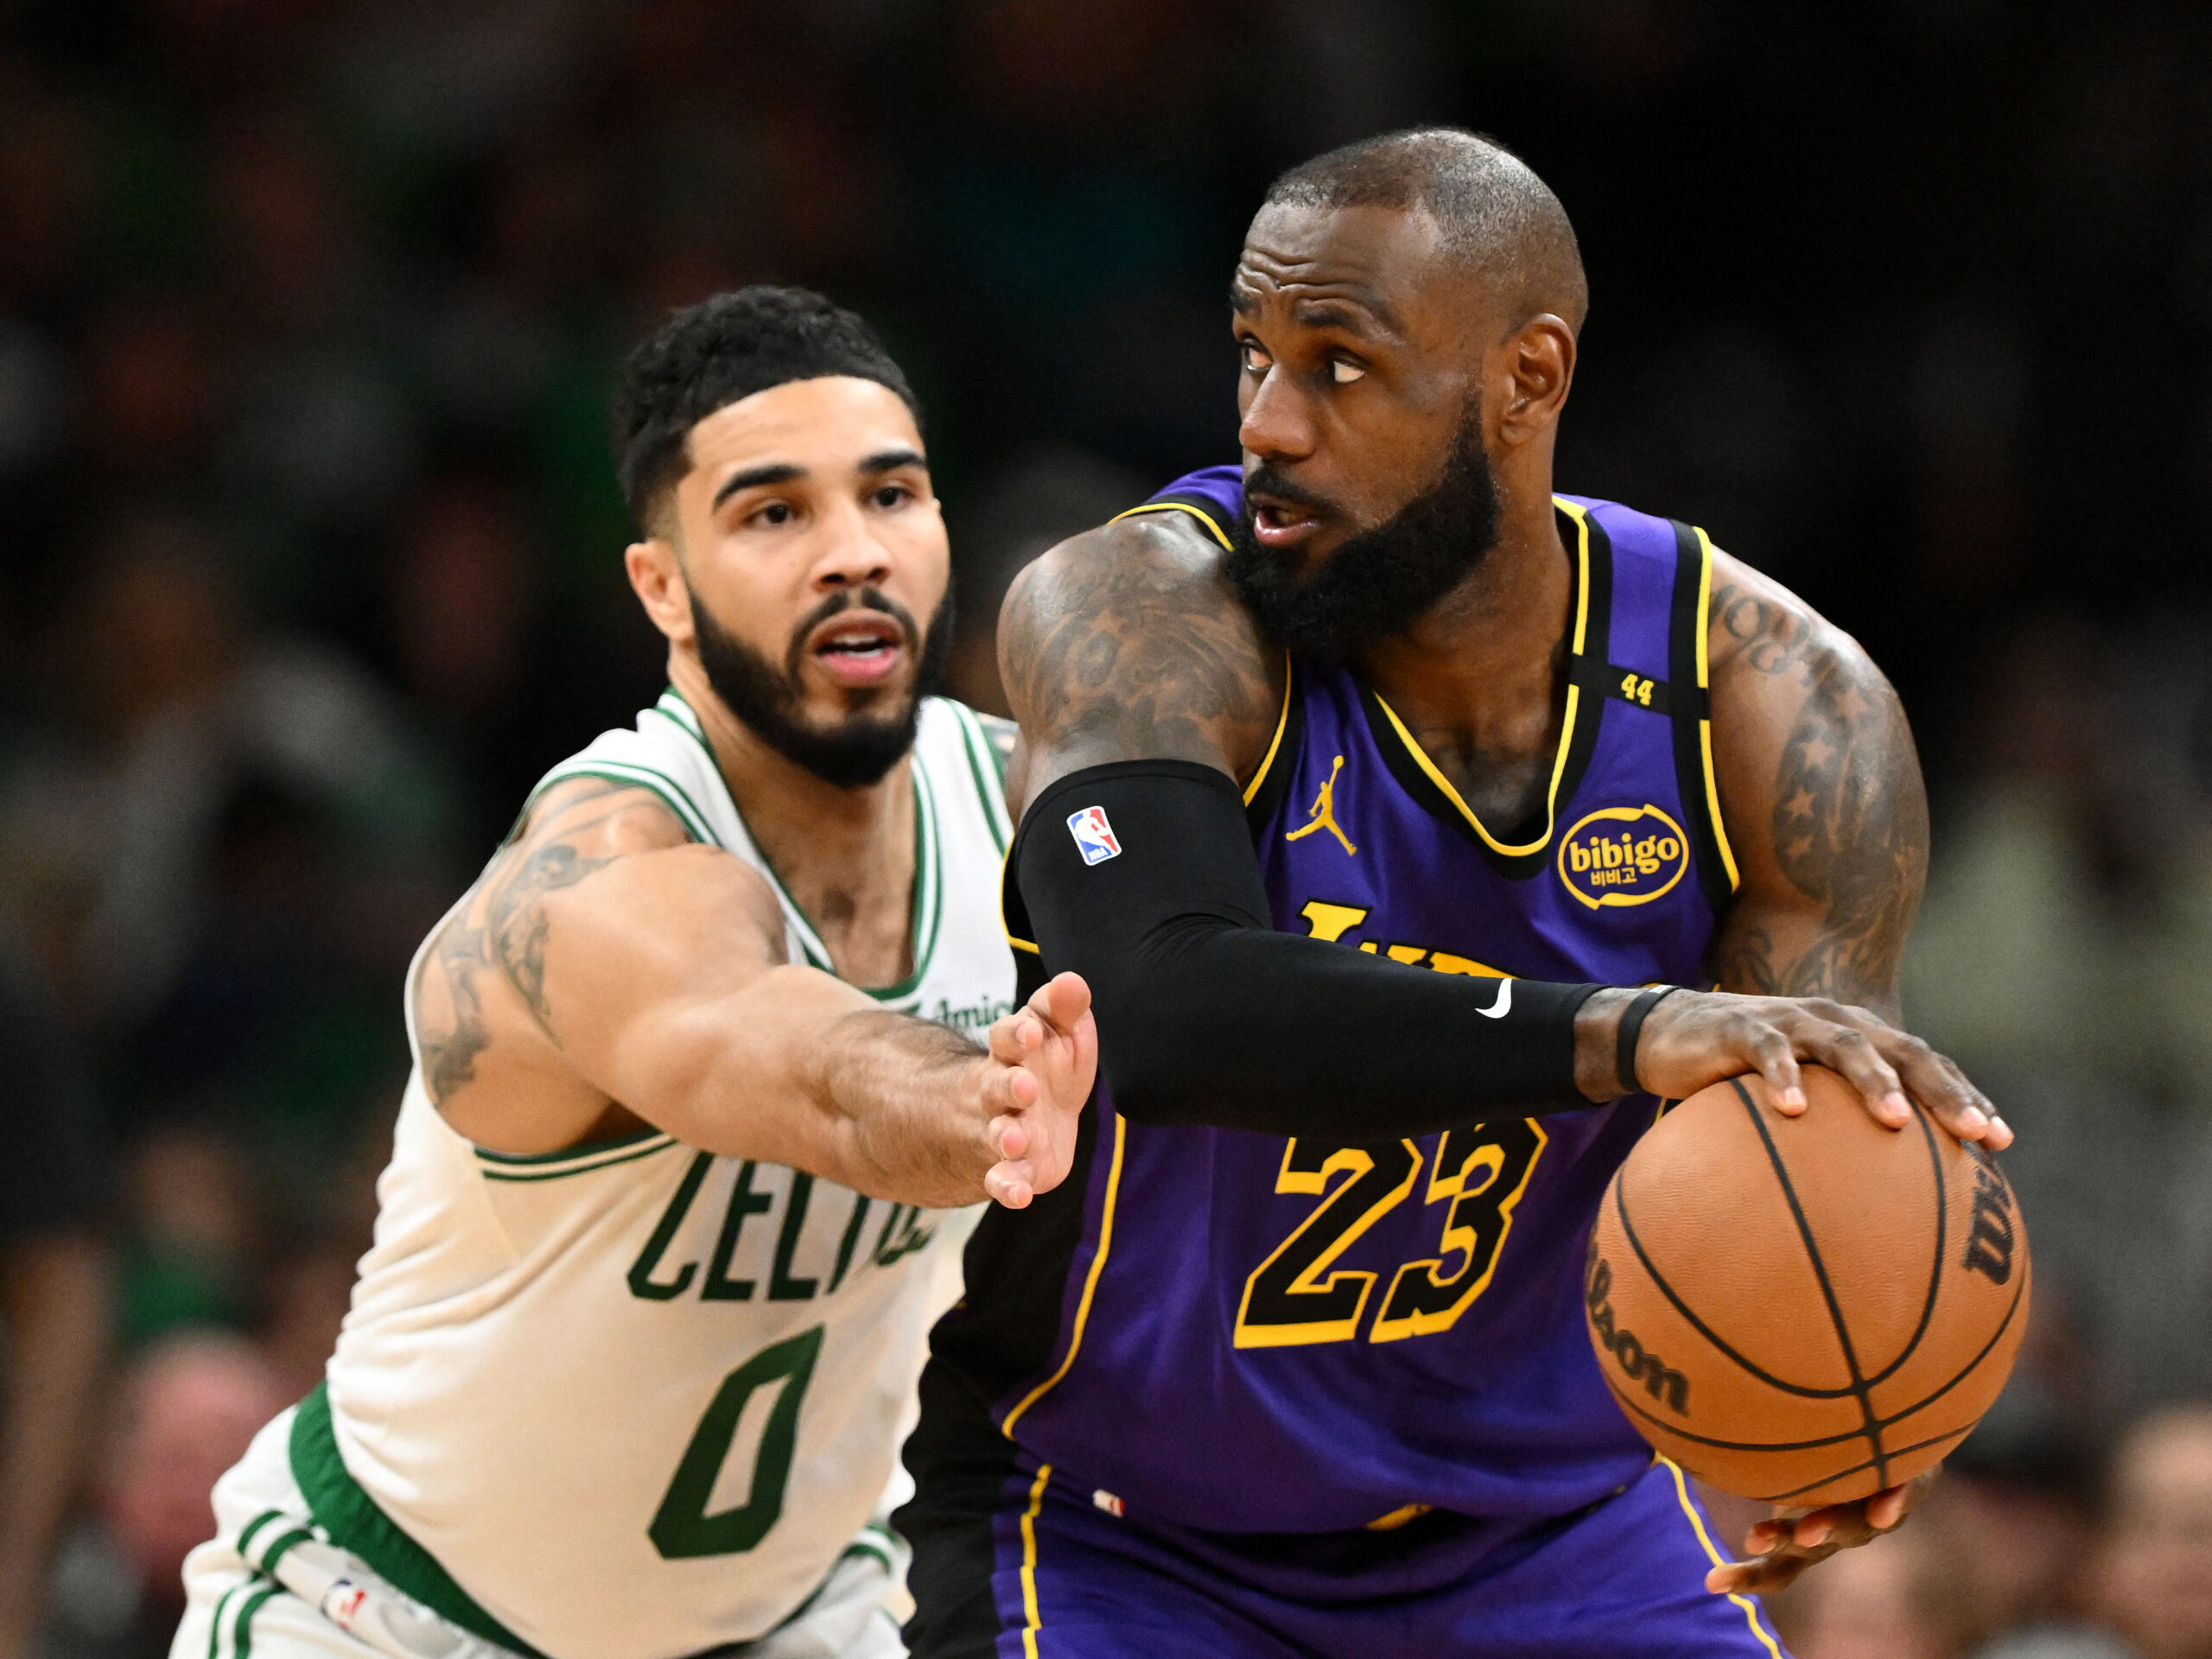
[174,692,1018,1659]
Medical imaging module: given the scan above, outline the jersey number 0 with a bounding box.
[650,1325,823,1558]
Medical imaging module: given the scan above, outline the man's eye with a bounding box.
[753,501,794,526]
[1240,340,1270,372]
[873,484,912,509]
[1330,357,1367,385]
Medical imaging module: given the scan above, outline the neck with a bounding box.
[1357,488,1573,818]
[671,654,918,988]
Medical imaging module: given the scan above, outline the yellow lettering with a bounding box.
[1657,836,1681,861]
[1300,900,1369,944]
[1569,843,1592,872]
[1600,839,1623,868]
[1428,952,1506,977]
[1385,944,1428,966]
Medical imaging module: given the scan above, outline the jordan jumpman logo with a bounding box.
[1286,754,1357,855]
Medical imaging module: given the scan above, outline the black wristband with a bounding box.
[1615,985,1681,1096]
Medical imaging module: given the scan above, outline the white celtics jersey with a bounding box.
[323,692,1016,1659]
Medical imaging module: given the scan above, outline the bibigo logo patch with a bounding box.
[1556,804,1689,910]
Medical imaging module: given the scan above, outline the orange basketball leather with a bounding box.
[1586,1065,2030,1505]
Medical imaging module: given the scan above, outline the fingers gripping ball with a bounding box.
[1585,1065,2030,1505]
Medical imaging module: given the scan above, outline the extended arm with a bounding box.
[1002,518,1991,1134]
[415,779,1093,1209]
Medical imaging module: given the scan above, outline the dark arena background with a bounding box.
[1,3,2208,1656]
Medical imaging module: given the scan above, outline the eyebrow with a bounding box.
[709,447,928,512]
[1225,281,1402,337]
[1294,295,1400,337]
[712,462,805,511]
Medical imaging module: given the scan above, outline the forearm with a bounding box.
[1018,762,1617,1136]
[807,1011,998,1209]
[613,966,999,1208]
[0,1236,110,1656]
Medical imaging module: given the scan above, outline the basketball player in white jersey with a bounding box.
[170,287,1095,1659]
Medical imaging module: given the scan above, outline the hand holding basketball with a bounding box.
[1702,1465,1936,1596]
[1628,991,2012,1150]
[980,971,1097,1209]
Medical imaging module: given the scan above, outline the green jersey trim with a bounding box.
[474,1130,683,1182]
[950,704,1014,855]
[479,1138,683,1183]
[649,688,946,995]
[526,763,721,849]
[474,1127,669,1165]
[858,758,943,1002]
[289,1383,549,1657]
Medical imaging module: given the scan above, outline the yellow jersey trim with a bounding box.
[1017,1463,1052,1659]
[1660,1457,1785,1659]
[1242,657,1294,807]
[1112,498,1234,551]
[1001,1113,1128,1435]
[1690,528,1742,892]
[1001,837,1041,955]
[1367,499,1590,860]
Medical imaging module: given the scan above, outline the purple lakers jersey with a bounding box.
[937,467,1743,1536]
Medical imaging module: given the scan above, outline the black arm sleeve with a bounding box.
[1012,760,1606,1139]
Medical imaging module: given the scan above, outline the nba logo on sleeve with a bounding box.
[1067,806,1122,865]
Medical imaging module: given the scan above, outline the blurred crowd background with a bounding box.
[0,1,2208,1656]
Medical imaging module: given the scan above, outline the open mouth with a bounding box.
[1249,493,1325,550]
[808,614,907,686]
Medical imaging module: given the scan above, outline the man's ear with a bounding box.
[1494,315,1577,448]
[626,536,695,645]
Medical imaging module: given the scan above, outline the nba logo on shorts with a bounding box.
[1067,805,1122,865]
[321,1582,368,1630]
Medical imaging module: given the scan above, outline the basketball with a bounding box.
[1586,1066,2031,1507]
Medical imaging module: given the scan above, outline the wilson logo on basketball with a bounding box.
[1585,1249,1689,1414]
[1556,805,1690,911]
[1961,1143,2017,1285]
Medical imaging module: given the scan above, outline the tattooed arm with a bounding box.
[1001,512,1284,808]
[411,777,1095,1209]
[1698,553,2012,1597]
[1705,555,1929,1021]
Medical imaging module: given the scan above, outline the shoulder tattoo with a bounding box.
[416,779,673,1103]
[1711,582,1929,1009]
[1001,520,1279,772]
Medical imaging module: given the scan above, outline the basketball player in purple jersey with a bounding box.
[900,130,2010,1657]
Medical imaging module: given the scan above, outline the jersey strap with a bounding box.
[1663,520,1743,906]
[290,1383,545,1656]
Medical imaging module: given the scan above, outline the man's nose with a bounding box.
[1239,365,1318,463]
[811,500,893,590]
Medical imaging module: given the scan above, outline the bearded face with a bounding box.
[1225,410,1503,660]
[690,581,954,789]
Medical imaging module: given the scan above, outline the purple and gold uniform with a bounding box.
[903,468,1790,1658]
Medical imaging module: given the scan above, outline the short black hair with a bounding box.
[612,285,923,535]
[1263,128,1588,329]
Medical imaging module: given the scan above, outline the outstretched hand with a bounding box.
[1704,1466,1936,1596]
[978,972,1097,1208]
[1630,992,2012,1149]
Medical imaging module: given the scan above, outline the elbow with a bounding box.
[1090,982,1215,1125]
